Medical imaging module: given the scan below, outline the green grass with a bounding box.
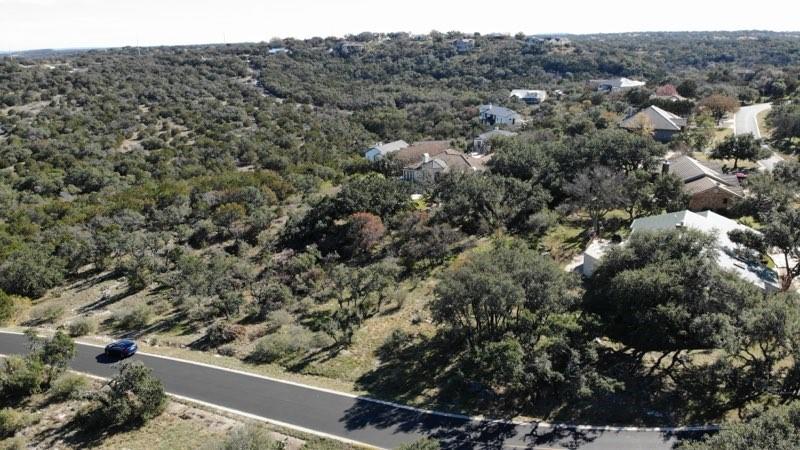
[756,109,771,139]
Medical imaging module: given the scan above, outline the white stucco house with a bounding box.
[510,89,547,105]
[591,77,646,92]
[454,38,475,53]
[364,140,409,162]
[583,210,780,291]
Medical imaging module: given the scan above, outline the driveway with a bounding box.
[0,331,711,449]
[734,103,771,138]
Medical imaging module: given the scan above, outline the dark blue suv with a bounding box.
[104,339,138,358]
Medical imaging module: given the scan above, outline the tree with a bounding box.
[699,94,740,124]
[564,166,626,235]
[711,134,770,170]
[327,261,400,343]
[768,104,800,153]
[432,241,615,402]
[677,79,698,98]
[0,244,65,298]
[680,402,800,450]
[85,362,167,428]
[346,212,385,256]
[759,207,800,291]
[585,229,759,370]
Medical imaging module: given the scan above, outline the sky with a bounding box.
[1,0,799,51]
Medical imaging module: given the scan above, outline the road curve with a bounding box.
[0,331,702,449]
[735,103,771,138]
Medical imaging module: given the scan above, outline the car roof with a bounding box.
[112,339,136,345]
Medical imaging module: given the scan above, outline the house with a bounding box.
[591,77,646,92]
[334,41,365,56]
[620,105,687,142]
[473,129,517,154]
[268,47,290,55]
[391,140,452,165]
[402,149,490,183]
[629,210,780,291]
[364,140,409,162]
[454,38,475,53]
[582,239,615,277]
[666,155,744,210]
[479,104,523,126]
[510,89,547,105]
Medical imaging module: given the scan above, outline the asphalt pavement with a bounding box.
[0,331,704,449]
[734,103,771,138]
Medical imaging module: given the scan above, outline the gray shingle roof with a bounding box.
[621,106,687,131]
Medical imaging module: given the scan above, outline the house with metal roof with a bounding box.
[364,140,409,161]
[629,210,780,291]
[666,155,744,210]
[479,104,523,126]
[620,105,687,142]
[591,77,646,92]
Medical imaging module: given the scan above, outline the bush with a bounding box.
[29,304,64,325]
[205,322,247,347]
[208,424,284,450]
[264,309,294,332]
[67,317,96,337]
[0,355,45,400]
[0,436,26,450]
[0,408,35,438]
[113,304,152,331]
[82,362,166,429]
[398,438,442,450]
[0,291,13,324]
[250,325,317,363]
[49,373,89,402]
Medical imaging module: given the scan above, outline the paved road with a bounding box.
[0,331,702,449]
[735,103,771,138]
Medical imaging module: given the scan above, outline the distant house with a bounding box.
[620,105,687,142]
[391,140,452,165]
[473,129,517,154]
[666,155,744,210]
[364,140,409,161]
[479,104,523,126]
[402,149,490,183]
[268,47,290,55]
[510,89,547,105]
[591,77,646,92]
[334,41,365,56]
[525,36,571,47]
[454,38,475,53]
[630,210,780,291]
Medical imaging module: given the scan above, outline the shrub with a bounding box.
[398,438,442,450]
[0,436,26,450]
[264,309,294,332]
[0,355,45,400]
[0,408,35,438]
[205,322,247,347]
[113,304,152,331]
[250,325,316,363]
[49,373,89,401]
[82,362,166,429]
[0,291,13,324]
[29,304,64,325]
[208,424,283,450]
[67,317,96,337]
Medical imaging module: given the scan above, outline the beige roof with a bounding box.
[392,140,451,164]
[404,149,491,173]
[684,177,744,197]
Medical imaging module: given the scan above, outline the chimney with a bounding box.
[423,153,430,163]
[661,160,671,175]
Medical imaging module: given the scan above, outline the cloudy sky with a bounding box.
[1,0,798,51]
